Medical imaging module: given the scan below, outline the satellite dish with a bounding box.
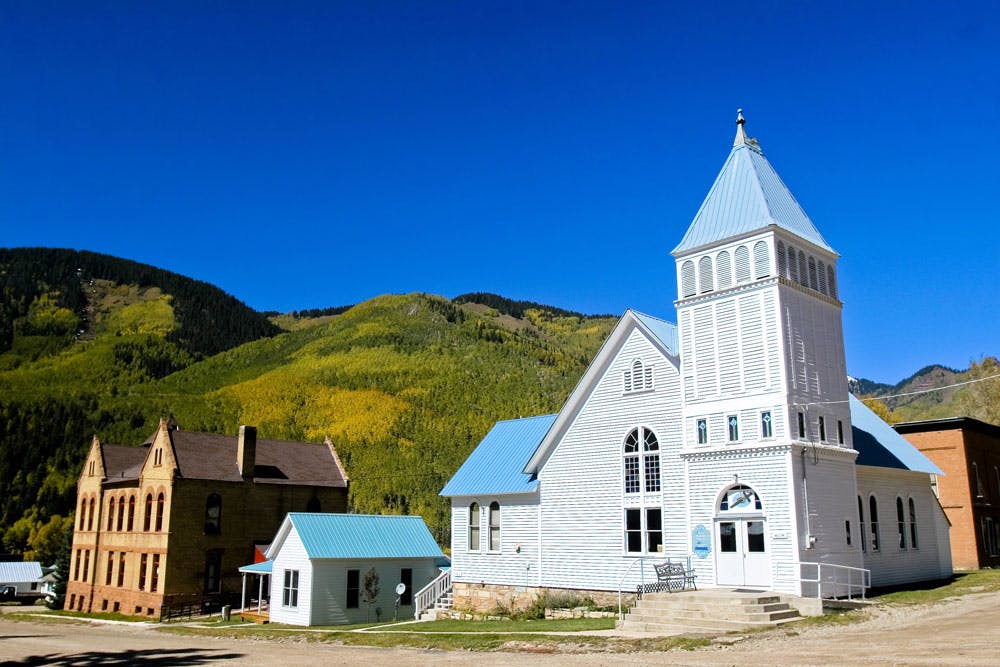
[395,583,406,595]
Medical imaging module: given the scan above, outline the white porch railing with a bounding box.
[798,561,870,600]
[616,556,692,621]
[414,568,451,620]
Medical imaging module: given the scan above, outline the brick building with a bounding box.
[894,418,1000,569]
[66,419,349,617]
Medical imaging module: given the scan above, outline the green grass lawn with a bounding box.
[380,617,615,633]
[870,568,1000,605]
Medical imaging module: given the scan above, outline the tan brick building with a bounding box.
[894,418,1000,570]
[66,420,349,618]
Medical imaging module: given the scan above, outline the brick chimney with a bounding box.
[237,425,257,480]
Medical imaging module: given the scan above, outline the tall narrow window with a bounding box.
[760,411,773,439]
[116,495,125,531]
[858,496,866,553]
[837,420,844,445]
[400,568,413,606]
[896,497,907,549]
[88,498,94,531]
[727,415,739,442]
[108,498,117,531]
[106,551,114,585]
[282,569,299,607]
[205,494,222,535]
[696,418,708,445]
[155,493,164,532]
[624,427,660,493]
[818,417,827,442]
[151,554,160,592]
[643,429,661,492]
[139,553,148,591]
[908,498,918,549]
[646,508,663,553]
[869,496,880,552]
[468,503,480,551]
[204,551,221,593]
[346,569,360,608]
[83,550,90,581]
[127,496,135,531]
[144,494,153,531]
[625,508,642,553]
[797,412,806,439]
[845,520,852,546]
[117,552,126,587]
[488,501,501,551]
[79,499,86,530]
[74,549,81,581]
[973,462,984,498]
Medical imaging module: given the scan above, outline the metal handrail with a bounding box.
[413,568,451,620]
[798,561,871,600]
[616,555,692,621]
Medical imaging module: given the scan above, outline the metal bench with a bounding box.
[637,561,697,596]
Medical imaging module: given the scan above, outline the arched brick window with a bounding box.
[144,493,153,531]
[155,493,165,532]
[108,497,116,531]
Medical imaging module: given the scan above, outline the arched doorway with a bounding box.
[715,484,770,588]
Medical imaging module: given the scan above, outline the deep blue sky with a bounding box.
[2,1,997,383]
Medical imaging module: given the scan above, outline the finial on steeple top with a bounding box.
[734,108,747,147]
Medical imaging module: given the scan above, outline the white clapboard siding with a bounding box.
[536,327,684,591]
[310,559,440,626]
[449,494,540,587]
[856,466,952,587]
[270,526,313,626]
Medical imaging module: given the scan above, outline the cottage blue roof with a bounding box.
[0,561,43,583]
[440,414,556,497]
[633,311,678,355]
[283,513,444,560]
[239,560,273,574]
[673,112,833,255]
[849,395,943,475]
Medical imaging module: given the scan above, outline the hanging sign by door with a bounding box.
[692,524,711,558]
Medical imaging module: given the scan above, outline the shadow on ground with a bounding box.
[0,648,245,666]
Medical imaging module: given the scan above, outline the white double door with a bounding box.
[715,517,770,588]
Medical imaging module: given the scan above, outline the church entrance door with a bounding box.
[714,485,771,588]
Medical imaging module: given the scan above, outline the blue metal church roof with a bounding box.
[849,395,943,475]
[440,414,556,497]
[673,123,833,255]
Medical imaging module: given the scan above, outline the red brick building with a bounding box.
[66,420,349,617]
[894,418,1000,570]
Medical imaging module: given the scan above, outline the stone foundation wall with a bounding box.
[452,581,635,613]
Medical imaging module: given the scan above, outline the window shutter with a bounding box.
[734,245,751,282]
[753,241,770,279]
[827,265,837,299]
[818,260,828,294]
[716,251,732,289]
[777,241,786,276]
[681,261,696,297]
[787,246,798,283]
[698,256,714,293]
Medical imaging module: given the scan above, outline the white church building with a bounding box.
[440,112,952,610]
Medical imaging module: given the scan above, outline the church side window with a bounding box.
[468,503,480,551]
[837,420,845,445]
[681,261,696,297]
[753,240,770,279]
[624,507,662,554]
[727,415,739,442]
[797,412,806,439]
[869,496,881,552]
[488,501,501,552]
[858,496,867,552]
[696,418,708,445]
[818,416,827,442]
[896,497,907,549]
[698,256,714,293]
[716,250,732,289]
[760,411,773,439]
[908,498,918,549]
[734,245,751,282]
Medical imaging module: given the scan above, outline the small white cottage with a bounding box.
[441,112,952,611]
[262,513,445,626]
[0,561,46,602]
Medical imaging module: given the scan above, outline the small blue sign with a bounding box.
[692,524,711,559]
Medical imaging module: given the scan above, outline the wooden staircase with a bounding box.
[620,589,802,635]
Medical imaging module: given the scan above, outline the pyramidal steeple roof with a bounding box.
[672,110,833,255]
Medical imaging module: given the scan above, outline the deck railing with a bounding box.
[798,561,870,600]
[414,568,451,620]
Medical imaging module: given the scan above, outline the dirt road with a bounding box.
[1,592,997,666]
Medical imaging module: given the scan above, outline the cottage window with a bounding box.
[144,493,153,531]
[400,568,413,606]
[760,411,773,439]
[282,569,299,607]
[488,501,501,551]
[896,497,907,549]
[624,428,660,494]
[696,418,708,445]
[204,551,222,593]
[205,494,222,535]
[155,493,165,532]
[468,503,480,551]
[869,496,880,552]
[908,498,918,549]
[108,498,117,531]
[346,569,360,608]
